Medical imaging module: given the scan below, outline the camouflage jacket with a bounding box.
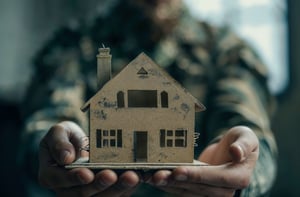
[21,1,277,196]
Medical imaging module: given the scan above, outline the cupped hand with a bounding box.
[149,126,259,197]
[39,121,140,197]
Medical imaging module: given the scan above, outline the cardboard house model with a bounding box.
[70,47,205,169]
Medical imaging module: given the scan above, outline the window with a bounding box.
[160,129,187,147]
[96,129,122,148]
[161,91,168,108]
[128,90,157,107]
[117,91,125,108]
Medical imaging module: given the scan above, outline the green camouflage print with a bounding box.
[21,1,277,196]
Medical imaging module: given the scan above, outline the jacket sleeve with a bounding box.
[205,27,277,196]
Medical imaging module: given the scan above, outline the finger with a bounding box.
[172,165,253,189]
[56,170,117,197]
[39,140,93,188]
[42,121,86,165]
[39,165,94,189]
[228,126,259,162]
[60,121,88,156]
[120,171,144,197]
[39,121,92,189]
[149,170,172,186]
[159,184,235,197]
[95,171,140,197]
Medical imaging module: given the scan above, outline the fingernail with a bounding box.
[60,150,70,163]
[237,144,246,161]
[175,174,187,181]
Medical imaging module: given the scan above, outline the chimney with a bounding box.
[97,46,112,90]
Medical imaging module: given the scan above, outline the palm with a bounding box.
[198,141,231,165]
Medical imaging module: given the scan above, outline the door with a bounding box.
[134,131,148,162]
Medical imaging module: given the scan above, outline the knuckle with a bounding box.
[39,124,64,149]
[49,124,62,132]
[49,124,64,135]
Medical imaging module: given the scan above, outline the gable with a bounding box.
[81,53,205,112]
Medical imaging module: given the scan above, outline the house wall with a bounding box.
[89,107,195,163]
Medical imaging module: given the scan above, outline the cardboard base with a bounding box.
[65,157,208,170]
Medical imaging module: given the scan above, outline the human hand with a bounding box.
[39,121,140,197]
[148,126,259,197]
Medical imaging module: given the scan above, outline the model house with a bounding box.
[81,47,205,164]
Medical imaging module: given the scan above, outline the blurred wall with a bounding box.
[0,0,114,102]
[271,0,300,196]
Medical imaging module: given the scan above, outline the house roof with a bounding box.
[81,52,205,112]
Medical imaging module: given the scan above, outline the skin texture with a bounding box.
[39,122,259,197]
[39,121,140,197]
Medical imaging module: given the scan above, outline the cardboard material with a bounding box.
[66,157,208,170]
[68,47,205,169]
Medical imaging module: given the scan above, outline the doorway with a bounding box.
[134,131,148,162]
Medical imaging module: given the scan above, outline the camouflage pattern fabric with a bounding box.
[21,1,277,196]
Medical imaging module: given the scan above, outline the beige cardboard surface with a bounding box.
[75,47,205,168]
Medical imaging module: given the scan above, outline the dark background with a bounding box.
[271,0,300,196]
[0,0,299,196]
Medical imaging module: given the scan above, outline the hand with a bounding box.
[148,126,259,197]
[39,121,140,197]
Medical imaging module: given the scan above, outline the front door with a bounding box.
[134,131,148,162]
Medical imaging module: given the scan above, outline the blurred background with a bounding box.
[0,0,298,196]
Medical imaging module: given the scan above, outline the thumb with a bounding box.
[228,126,259,163]
[199,126,259,165]
[41,121,86,165]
